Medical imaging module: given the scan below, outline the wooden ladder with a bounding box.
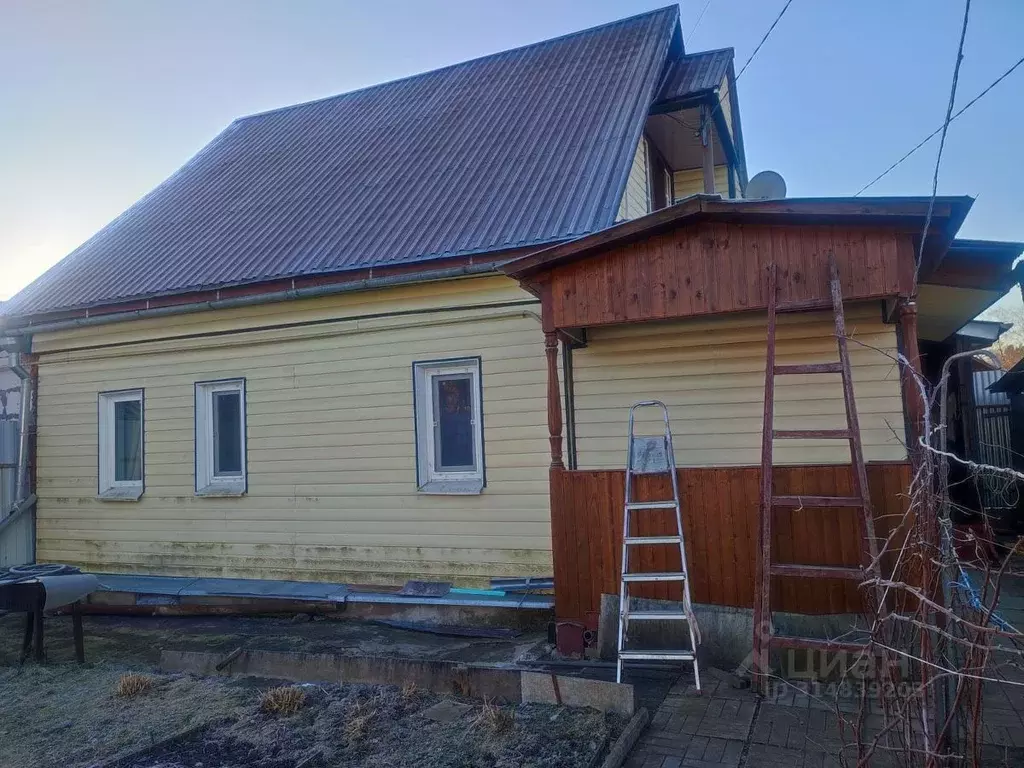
[752,253,888,694]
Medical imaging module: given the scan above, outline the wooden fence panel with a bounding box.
[550,462,911,621]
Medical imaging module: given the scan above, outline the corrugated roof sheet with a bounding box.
[655,47,733,104]
[5,7,679,318]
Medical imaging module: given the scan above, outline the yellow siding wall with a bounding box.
[616,137,650,221]
[673,166,731,200]
[572,304,906,468]
[33,276,555,586]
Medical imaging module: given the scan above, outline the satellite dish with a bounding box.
[745,170,787,200]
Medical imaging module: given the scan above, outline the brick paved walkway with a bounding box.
[626,570,1024,767]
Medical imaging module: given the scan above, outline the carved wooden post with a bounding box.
[897,299,924,451]
[545,331,564,469]
[700,104,716,195]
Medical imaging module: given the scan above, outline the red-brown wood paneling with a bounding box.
[547,223,916,329]
[549,462,912,622]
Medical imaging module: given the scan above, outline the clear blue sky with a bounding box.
[2,0,1022,310]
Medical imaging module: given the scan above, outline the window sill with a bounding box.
[196,482,246,498]
[417,479,484,495]
[97,487,144,502]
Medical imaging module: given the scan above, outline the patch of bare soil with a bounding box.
[133,683,618,768]
[0,662,621,768]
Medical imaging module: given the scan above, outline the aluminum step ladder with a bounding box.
[616,400,701,689]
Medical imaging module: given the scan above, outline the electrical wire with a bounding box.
[854,53,1024,197]
[915,0,971,282]
[736,0,794,81]
[687,0,713,40]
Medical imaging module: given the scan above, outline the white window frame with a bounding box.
[98,388,144,501]
[195,378,247,496]
[413,358,485,494]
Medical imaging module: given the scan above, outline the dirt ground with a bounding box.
[0,613,625,768]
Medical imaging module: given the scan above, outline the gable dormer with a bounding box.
[617,46,747,221]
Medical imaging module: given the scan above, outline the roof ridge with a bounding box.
[234,5,680,124]
[678,45,735,58]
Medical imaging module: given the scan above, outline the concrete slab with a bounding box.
[522,671,634,717]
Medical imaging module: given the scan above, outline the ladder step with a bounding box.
[773,429,852,440]
[625,610,690,621]
[618,649,696,661]
[770,563,863,580]
[625,536,683,545]
[622,572,688,583]
[774,362,842,375]
[625,501,677,510]
[768,635,871,653]
[772,495,865,507]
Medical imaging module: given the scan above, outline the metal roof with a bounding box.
[655,47,733,104]
[5,7,680,319]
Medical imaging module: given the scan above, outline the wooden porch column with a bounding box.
[700,104,716,195]
[544,331,564,469]
[897,299,925,451]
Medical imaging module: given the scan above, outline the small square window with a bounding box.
[98,389,144,500]
[195,379,247,496]
[413,358,484,494]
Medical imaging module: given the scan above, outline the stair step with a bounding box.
[772,495,865,508]
[619,649,696,661]
[626,501,677,510]
[622,572,688,583]
[624,536,682,545]
[770,563,863,579]
[624,610,690,621]
[774,362,842,375]
[773,429,852,440]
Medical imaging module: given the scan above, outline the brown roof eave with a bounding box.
[501,195,975,281]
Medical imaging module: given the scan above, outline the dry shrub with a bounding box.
[114,673,153,698]
[344,694,383,744]
[476,698,514,734]
[401,681,418,701]
[259,685,306,716]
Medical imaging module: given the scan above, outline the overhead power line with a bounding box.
[686,0,713,40]
[736,0,794,81]
[854,52,1024,197]
[915,0,971,280]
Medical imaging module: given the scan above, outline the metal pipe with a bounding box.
[9,353,33,509]
[3,261,506,337]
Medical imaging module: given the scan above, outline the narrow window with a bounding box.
[98,389,144,500]
[413,358,484,493]
[195,379,246,495]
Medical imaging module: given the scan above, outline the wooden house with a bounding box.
[0,7,1020,640]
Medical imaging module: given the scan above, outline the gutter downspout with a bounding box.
[8,352,33,508]
[4,262,507,338]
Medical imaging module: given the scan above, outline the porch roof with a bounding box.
[501,194,1020,341]
[501,194,974,283]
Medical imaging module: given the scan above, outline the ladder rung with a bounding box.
[618,649,695,660]
[773,429,852,440]
[622,572,688,583]
[770,563,862,580]
[768,635,871,653]
[772,495,865,507]
[625,610,689,620]
[774,362,842,375]
[624,536,683,545]
[625,501,677,510]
